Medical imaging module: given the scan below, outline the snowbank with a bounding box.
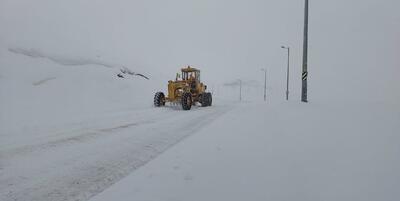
[0,47,156,137]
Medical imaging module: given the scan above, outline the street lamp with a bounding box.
[281,46,290,100]
[261,68,267,101]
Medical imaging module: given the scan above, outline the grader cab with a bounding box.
[154,66,212,110]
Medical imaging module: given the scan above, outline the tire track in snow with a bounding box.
[0,104,232,201]
[0,120,155,160]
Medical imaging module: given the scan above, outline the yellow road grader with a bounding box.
[154,66,212,110]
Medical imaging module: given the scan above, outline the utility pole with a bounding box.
[301,0,309,102]
[261,68,267,101]
[239,79,242,101]
[281,46,290,100]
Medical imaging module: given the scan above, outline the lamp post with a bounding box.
[281,46,290,100]
[261,68,267,101]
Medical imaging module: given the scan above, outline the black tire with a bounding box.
[181,92,192,110]
[201,92,212,107]
[154,92,165,107]
[207,92,212,106]
[200,93,207,107]
[198,94,203,105]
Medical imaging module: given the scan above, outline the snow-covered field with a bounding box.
[89,101,400,201]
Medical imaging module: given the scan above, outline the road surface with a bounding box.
[0,103,231,201]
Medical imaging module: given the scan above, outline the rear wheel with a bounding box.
[181,92,192,110]
[201,93,208,107]
[201,92,212,107]
[207,92,213,106]
[154,92,165,107]
[198,94,203,105]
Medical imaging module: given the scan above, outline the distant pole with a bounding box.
[264,69,267,101]
[261,68,267,101]
[301,0,309,102]
[239,79,242,101]
[281,46,290,100]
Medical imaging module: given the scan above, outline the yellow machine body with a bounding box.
[166,66,206,103]
[154,66,212,110]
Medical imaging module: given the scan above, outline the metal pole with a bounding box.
[301,0,309,102]
[281,46,290,100]
[239,79,242,101]
[261,68,267,101]
[286,47,290,100]
[264,69,267,101]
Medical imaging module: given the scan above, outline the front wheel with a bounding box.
[181,92,192,110]
[154,92,165,107]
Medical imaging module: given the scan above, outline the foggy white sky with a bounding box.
[1,0,399,102]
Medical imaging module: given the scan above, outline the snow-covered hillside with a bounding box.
[0,47,155,136]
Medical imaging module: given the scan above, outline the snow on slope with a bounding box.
[90,101,400,201]
[8,47,118,68]
[0,47,155,137]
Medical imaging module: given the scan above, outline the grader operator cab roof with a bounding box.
[181,66,200,73]
[180,66,200,81]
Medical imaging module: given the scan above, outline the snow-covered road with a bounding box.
[0,104,232,201]
[90,101,400,201]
